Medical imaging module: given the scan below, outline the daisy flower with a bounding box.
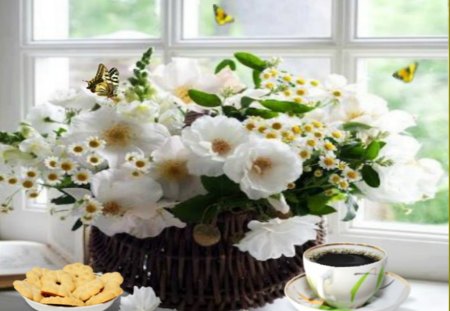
[7,176,18,185]
[329,173,342,185]
[21,178,36,190]
[68,143,87,156]
[342,168,362,182]
[72,169,92,185]
[44,156,60,169]
[86,153,105,167]
[319,154,339,170]
[44,170,64,186]
[298,149,312,161]
[59,158,78,174]
[26,189,41,199]
[80,195,103,224]
[131,156,151,173]
[85,136,106,151]
[23,167,39,179]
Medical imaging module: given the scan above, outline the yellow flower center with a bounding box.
[293,97,303,103]
[22,180,34,189]
[264,82,274,89]
[73,146,84,153]
[212,139,232,155]
[252,157,273,176]
[60,162,73,172]
[283,90,292,97]
[330,174,341,183]
[102,123,133,147]
[287,182,296,189]
[0,176,4,182]
[324,142,336,151]
[272,122,282,130]
[303,124,313,132]
[103,201,122,216]
[48,160,58,168]
[88,140,101,148]
[75,173,89,182]
[291,125,302,134]
[174,85,192,104]
[346,171,358,180]
[332,131,343,139]
[265,132,277,139]
[246,123,256,131]
[310,80,319,87]
[85,203,98,214]
[323,158,335,166]
[159,160,189,181]
[26,171,37,178]
[262,73,271,80]
[314,170,323,177]
[332,90,342,97]
[135,160,147,168]
[299,150,310,159]
[312,121,323,128]
[306,139,317,147]
[296,89,306,96]
[296,78,305,85]
[8,178,18,185]
[47,173,59,181]
[28,192,39,198]
[89,157,99,164]
[258,126,267,133]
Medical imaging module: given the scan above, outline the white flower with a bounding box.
[319,154,339,170]
[68,143,87,156]
[321,74,355,102]
[182,116,249,177]
[119,286,161,311]
[58,158,78,174]
[79,195,103,224]
[26,188,41,199]
[129,155,151,173]
[235,216,319,260]
[85,136,106,151]
[117,100,160,123]
[356,159,444,204]
[21,178,36,189]
[44,170,64,186]
[22,167,39,179]
[86,153,105,167]
[342,168,362,182]
[25,103,66,135]
[48,88,97,110]
[151,58,222,105]
[68,106,170,167]
[378,134,421,163]
[153,94,186,135]
[44,156,60,169]
[374,110,416,134]
[223,89,268,109]
[223,138,302,200]
[151,136,205,201]
[19,135,52,159]
[267,194,290,214]
[71,169,92,185]
[215,67,245,94]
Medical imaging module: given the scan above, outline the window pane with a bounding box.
[356,58,449,225]
[357,0,448,37]
[183,0,332,39]
[34,55,162,105]
[33,0,161,40]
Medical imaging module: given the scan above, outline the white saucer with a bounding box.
[284,272,410,311]
[23,296,118,311]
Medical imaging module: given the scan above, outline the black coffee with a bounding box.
[312,251,379,267]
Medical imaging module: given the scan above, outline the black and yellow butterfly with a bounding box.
[85,64,119,98]
[392,62,418,83]
[213,4,234,25]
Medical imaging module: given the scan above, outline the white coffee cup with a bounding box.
[303,243,387,309]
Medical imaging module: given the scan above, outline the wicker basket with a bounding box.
[89,212,326,311]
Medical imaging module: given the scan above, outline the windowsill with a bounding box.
[0,278,447,310]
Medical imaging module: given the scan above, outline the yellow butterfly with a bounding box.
[213,4,234,25]
[392,62,418,83]
[85,64,119,98]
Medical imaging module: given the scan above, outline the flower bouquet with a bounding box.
[0,48,443,310]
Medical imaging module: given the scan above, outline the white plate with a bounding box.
[23,296,118,311]
[285,272,411,311]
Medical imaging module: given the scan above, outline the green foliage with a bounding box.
[245,108,279,119]
[361,165,380,187]
[342,122,372,131]
[51,194,76,205]
[365,140,382,160]
[252,70,262,88]
[339,143,365,160]
[126,47,155,102]
[171,194,219,224]
[71,219,83,231]
[215,59,236,74]
[260,99,314,114]
[234,52,267,71]
[0,131,25,146]
[307,193,336,216]
[201,175,240,197]
[187,89,222,107]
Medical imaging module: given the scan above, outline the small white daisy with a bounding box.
[68,143,87,156]
[44,156,60,169]
[44,170,64,186]
[85,136,106,151]
[319,154,339,170]
[328,173,342,185]
[125,151,143,162]
[342,168,362,182]
[80,196,103,224]
[23,167,39,179]
[86,153,105,167]
[132,156,151,172]
[338,179,350,191]
[26,189,41,199]
[7,175,18,185]
[71,169,92,185]
[298,149,312,160]
[59,158,78,174]
[21,178,35,189]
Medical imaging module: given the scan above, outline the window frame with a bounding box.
[0,0,447,278]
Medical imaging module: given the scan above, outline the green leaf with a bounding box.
[260,99,314,114]
[215,59,236,74]
[71,219,83,231]
[307,194,336,215]
[342,122,372,131]
[201,175,240,197]
[187,89,222,107]
[222,106,243,119]
[171,194,218,224]
[234,52,267,71]
[342,195,359,221]
[365,140,381,160]
[0,131,25,146]
[244,108,279,119]
[340,143,365,159]
[252,70,262,88]
[361,165,381,187]
[240,96,255,108]
[351,272,370,302]
[376,266,385,290]
[51,195,76,205]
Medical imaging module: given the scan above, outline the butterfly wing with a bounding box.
[107,67,120,95]
[393,62,418,83]
[214,4,234,25]
[86,64,107,92]
[94,82,115,98]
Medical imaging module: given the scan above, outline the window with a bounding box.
[0,0,447,277]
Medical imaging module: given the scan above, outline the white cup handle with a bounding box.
[316,269,333,300]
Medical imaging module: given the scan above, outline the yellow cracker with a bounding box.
[40,295,84,306]
[13,280,43,302]
[41,270,75,297]
[99,272,123,285]
[25,267,47,288]
[85,283,123,305]
[63,263,96,287]
[72,278,104,301]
